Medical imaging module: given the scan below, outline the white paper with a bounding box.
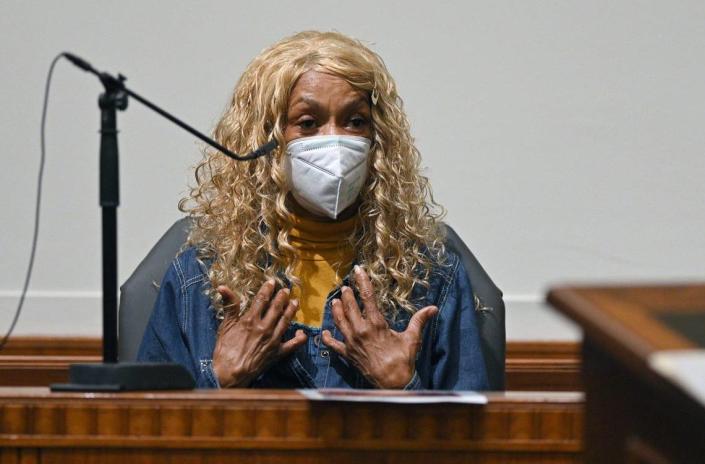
[298,388,487,404]
[648,349,705,407]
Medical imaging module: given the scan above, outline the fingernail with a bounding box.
[267,279,276,286]
[354,265,361,274]
[282,288,290,295]
[291,298,299,307]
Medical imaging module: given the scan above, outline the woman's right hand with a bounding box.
[212,280,307,388]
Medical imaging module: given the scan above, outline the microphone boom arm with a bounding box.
[63,52,278,161]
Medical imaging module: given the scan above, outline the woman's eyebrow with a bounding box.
[341,96,370,111]
[290,94,369,109]
[290,95,322,109]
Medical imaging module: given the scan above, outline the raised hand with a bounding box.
[212,280,307,388]
[321,266,438,389]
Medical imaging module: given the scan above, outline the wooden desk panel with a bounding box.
[549,284,705,464]
[0,388,583,463]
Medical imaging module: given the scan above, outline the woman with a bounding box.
[138,31,488,390]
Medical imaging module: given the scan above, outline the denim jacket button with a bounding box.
[313,334,321,346]
[320,350,329,358]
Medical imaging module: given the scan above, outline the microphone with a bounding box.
[63,53,95,73]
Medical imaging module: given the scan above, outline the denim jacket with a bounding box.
[137,247,488,390]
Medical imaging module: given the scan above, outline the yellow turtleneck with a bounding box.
[288,213,357,327]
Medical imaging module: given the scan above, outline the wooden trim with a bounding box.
[507,341,580,359]
[0,336,101,356]
[506,341,582,391]
[0,337,583,391]
[0,337,102,387]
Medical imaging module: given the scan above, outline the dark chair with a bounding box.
[119,219,506,389]
[444,225,506,390]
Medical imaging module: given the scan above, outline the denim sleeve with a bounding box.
[427,259,489,391]
[403,371,423,390]
[136,261,219,389]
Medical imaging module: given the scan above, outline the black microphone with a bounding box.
[63,52,96,73]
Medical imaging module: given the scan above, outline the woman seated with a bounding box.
[138,31,488,390]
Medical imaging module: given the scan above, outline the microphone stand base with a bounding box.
[50,362,195,392]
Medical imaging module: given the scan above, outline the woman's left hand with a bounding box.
[321,265,438,389]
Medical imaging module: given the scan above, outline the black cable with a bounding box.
[0,53,62,351]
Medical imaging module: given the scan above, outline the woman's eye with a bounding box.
[298,118,316,130]
[349,116,368,128]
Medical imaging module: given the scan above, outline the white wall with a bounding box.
[1,1,704,340]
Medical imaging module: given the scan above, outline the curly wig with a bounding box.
[180,30,446,319]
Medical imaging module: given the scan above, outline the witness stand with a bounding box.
[0,387,582,463]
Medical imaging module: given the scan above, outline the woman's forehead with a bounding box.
[288,70,366,106]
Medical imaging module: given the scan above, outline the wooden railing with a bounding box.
[0,337,582,390]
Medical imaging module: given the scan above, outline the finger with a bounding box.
[262,288,290,327]
[404,305,439,342]
[278,329,307,357]
[322,330,347,357]
[352,265,384,324]
[217,285,239,310]
[216,286,240,332]
[330,298,355,341]
[340,286,365,331]
[247,279,276,319]
[273,298,299,339]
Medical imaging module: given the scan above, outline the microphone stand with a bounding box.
[50,54,278,391]
[98,73,125,365]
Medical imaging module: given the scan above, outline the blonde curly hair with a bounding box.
[180,30,446,319]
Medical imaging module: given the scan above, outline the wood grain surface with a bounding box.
[0,388,583,463]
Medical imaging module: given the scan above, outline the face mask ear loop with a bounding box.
[333,177,343,219]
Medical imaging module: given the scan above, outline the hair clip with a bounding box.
[371,88,379,106]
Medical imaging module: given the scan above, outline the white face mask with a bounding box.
[285,135,371,219]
